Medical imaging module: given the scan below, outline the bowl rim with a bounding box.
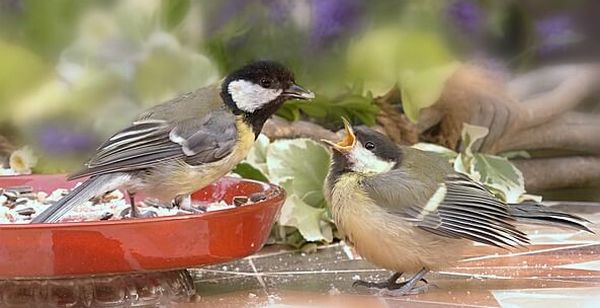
[0,175,285,230]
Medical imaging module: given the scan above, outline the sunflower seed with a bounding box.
[100,212,113,220]
[249,192,267,203]
[3,190,19,201]
[16,207,35,216]
[233,196,249,207]
[14,198,29,205]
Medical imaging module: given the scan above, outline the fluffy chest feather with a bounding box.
[326,173,465,272]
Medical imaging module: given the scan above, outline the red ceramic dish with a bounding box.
[0,175,284,279]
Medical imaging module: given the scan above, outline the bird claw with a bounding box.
[352,270,432,297]
[378,283,434,297]
[352,280,389,289]
[120,207,158,219]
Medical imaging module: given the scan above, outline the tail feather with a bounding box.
[30,173,129,224]
[508,201,594,233]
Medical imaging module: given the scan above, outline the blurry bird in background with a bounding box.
[322,119,593,296]
[31,61,314,223]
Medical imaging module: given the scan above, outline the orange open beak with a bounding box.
[321,117,356,152]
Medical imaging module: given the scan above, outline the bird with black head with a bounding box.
[32,61,314,223]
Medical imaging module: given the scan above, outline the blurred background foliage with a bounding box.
[0,0,598,247]
[0,0,597,172]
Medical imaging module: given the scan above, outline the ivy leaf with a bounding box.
[454,123,531,203]
[411,142,458,162]
[266,139,331,206]
[232,163,268,182]
[242,134,270,176]
[469,154,526,203]
[279,194,329,242]
[460,123,490,156]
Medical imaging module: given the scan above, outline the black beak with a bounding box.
[283,83,315,100]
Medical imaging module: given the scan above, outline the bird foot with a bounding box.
[120,207,158,219]
[353,278,428,291]
[378,283,435,297]
[352,269,432,297]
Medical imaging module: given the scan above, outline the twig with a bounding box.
[263,117,338,142]
[496,112,600,154]
[513,156,600,191]
[513,64,600,129]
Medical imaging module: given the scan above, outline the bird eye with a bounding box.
[365,142,375,150]
[260,78,272,88]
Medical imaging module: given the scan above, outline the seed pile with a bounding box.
[0,184,265,224]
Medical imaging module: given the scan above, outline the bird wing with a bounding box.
[362,171,529,248]
[68,108,238,179]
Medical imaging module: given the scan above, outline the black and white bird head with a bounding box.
[222,61,314,130]
[322,118,402,175]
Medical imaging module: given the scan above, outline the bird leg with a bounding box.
[124,191,157,218]
[353,268,432,296]
[127,191,140,217]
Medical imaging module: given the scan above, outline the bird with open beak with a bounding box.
[322,118,593,296]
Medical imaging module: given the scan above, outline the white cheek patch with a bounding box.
[348,143,395,174]
[228,80,282,113]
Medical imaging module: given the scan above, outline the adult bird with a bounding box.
[32,61,314,223]
[322,119,593,296]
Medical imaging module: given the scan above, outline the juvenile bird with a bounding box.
[32,61,314,223]
[322,119,593,296]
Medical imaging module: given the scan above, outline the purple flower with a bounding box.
[447,0,482,33]
[206,0,253,35]
[310,0,362,46]
[262,0,292,24]
[36,125,97,155]
[535,15,580,55]
[0,0,22,13]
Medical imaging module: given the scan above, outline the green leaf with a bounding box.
[161,0,191,29]
[400,62,459,122]
[21,0,86,57]
[285,229,307,249]
[232,163,269,182]
[276,103,301,121]
[0,39,49,120]
[266,139,331,206]
[279,195,329,242]
[239,134,270,177]
[347,28,455,96]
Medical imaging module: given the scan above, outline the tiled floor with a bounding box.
[187,202,600,307]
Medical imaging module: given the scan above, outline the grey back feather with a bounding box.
[70,100,238,180]
[362,148,530,248]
